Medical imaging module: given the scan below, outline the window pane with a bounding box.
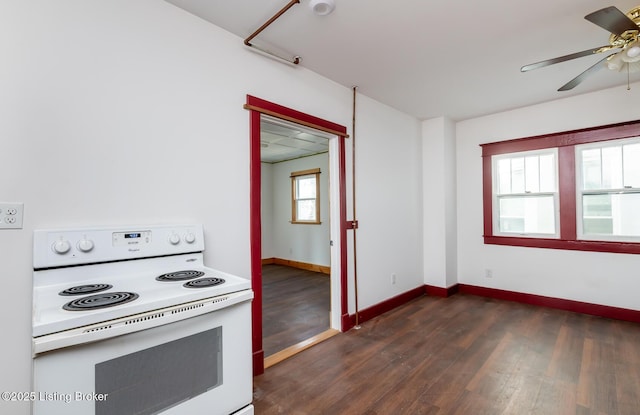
[496,152,555,195]
[583,194,612,217]
[582,193,640,236]
[296,200,316,221]
[582,148,601,190]
[296,176,316,199]
[497,158,511,194]
[601,146,622,189]
[582,194,612,234]
[511,157,525,193]
[525,156,539,192]
[623,143,640,188]
[539,154,555,192]
[498,196,555,234]
[499,197,524,232]
[612,193,640,236]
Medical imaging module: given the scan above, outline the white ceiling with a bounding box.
[165,0,640,121]
[260,116,330,163]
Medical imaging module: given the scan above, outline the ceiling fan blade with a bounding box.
[521,45,614,72]
[557,53,615,91]
[585,6,639,36]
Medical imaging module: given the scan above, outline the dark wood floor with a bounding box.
[253,293,640,414]
[262,264,331,357]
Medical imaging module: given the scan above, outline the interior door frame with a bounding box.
[245,95,348,376]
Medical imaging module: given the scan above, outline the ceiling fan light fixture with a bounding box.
[309,0,335,16]
[523,5,640,90]
[626,44,640,59]
[607,52,625,71]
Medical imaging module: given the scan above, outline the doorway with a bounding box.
[259,116,332,361]
[246,95,349,376]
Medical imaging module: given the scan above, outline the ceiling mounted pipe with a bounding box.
[244,0,301,65]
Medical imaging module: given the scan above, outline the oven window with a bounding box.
[95,327,222,415]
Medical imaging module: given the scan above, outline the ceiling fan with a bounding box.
[521,5,640,91]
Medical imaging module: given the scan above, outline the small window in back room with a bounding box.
[576,137,640,242]
[291,168,321,224]
[492,148,559,237]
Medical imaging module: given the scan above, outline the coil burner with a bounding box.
[183,278,226,289]
[62,292,139,311]
[59,284,113,296]
[156,270,205,282]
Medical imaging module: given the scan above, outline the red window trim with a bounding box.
[481,119,640,254]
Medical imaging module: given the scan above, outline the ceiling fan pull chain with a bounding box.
[628,63,631,91]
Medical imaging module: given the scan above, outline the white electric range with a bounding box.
[31,224,254,415]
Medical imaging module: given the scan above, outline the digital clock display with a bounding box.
[113,230,151,247]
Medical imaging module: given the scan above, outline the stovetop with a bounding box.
[32,225,251,338]
[33,253,251,337]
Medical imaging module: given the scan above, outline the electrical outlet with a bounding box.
[484,269,493,278]
[0,203,24,229]
[391,273,396,285]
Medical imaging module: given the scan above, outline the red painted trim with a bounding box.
[425,284,459,298]
[557,146,576,240]
[482,156,493,237]
[481,119,640,254]
[246,95,348,375]
[252,350,264,376]
[338,135,350,332]
[347,286,424,326]
[341,312,353,332]
[249,108,264,376]
[480,120,640,156]
[458,284,640,324]
[343,281,640,327]
[483,235,640,254]
[246,95,347,135]
[345,220,358,230]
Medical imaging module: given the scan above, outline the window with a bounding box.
[481,119,640,254]
[493,149,558,237]
[576,138,640,241]
[291,168,321,224]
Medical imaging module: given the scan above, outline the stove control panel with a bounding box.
[33,224,204,269]
[112,230,152,247]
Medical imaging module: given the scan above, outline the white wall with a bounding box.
[0,1,423,409]
[456,81,640,311]
[266,153,330,267]
[422,117,457,288]
[352,94,424,307]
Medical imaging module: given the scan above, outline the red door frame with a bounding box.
[246,95,349,376]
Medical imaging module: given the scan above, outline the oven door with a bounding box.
[32,300,253,415]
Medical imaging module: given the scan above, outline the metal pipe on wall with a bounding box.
[244,0,301,65]
[352,86,361,329]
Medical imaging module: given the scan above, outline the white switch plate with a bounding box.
[0,203,24,229]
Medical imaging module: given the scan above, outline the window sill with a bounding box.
[484,235,640,254]
[290,221,322,225]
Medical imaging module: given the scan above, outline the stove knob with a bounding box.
[52,239,71,254]
[77,238,94,253]
[184,232,196,244]
[168,233,181,245]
